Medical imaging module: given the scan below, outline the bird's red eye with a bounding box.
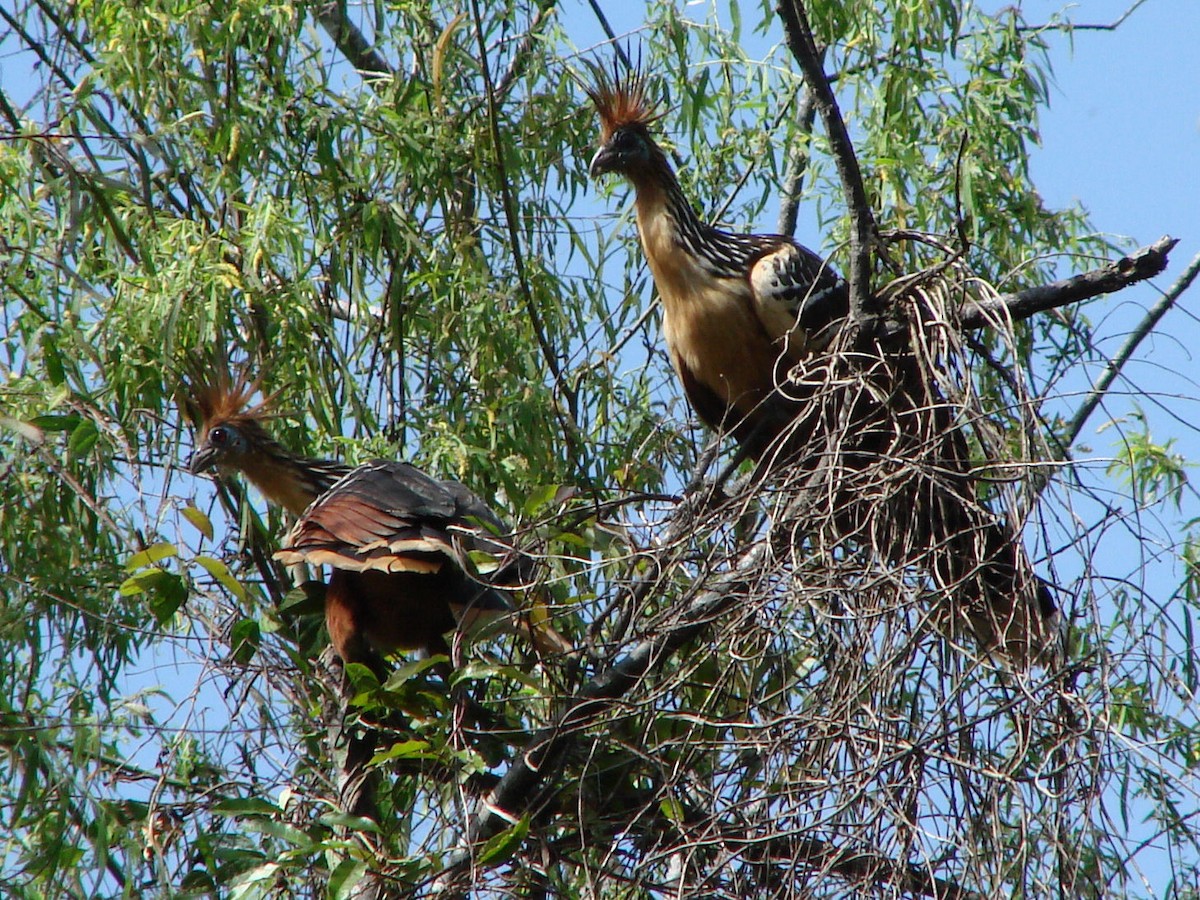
[209,426,228,446]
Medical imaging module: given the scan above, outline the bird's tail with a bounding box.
[936,515,1063,670]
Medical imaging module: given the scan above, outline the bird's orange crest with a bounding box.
[581,55,662,141]
[181,355,277,432]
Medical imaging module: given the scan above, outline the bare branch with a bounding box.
[1019,0,1150,33]
[315,0,395,80]
[776,84,819,237]
[436,538,770,892]
[716,828,986,900]
[1064,245,1200,446]
[958,236,1177,330]
[776,0,876,320]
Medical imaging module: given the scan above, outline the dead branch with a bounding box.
[725,829,986,900]
[435,540,770,894]
[776,83,819,237]
[315,2,394,80]
[959,236,1178,330]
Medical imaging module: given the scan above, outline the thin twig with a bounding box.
[1064,247,1200,446]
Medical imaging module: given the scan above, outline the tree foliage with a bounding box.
[0,0,1195,897]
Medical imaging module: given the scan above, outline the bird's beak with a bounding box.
[589,144,617,178]
[187,444,218,475]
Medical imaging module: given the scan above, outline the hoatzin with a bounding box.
[185,368,571,673]
[585,61,1060,667]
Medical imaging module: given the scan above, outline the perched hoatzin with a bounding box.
[185,368,571,672]
[585,61,1060,666]
[585,62,848,462]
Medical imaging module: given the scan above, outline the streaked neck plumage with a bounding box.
[627,148,772,284]
[235,438,351,516]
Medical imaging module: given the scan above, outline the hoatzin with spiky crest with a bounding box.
[584,60,849,462]
[184,365,572,673]
[585,60,1060,667]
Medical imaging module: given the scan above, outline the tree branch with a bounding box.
[1063,245,1200,446]
[776,0,876,320]
[1018,0,1149,33]
[435,540,769,893]
[958,236,1178,330]
[315,0,395,80]
[436,461,836,892]
[776,84,819,237]
[719,829,986,900]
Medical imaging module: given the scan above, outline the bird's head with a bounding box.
[180,360,278,476]
[189,417,266,475]
[583,57,664,180]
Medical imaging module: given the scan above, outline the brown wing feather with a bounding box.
[277,459,573,659]
[275,459,514,576]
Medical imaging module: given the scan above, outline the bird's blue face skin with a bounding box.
[589,126,652,178]
[188,423,247,474]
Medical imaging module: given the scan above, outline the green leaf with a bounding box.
[118,569,187,624]
[27,413,81,432]
[328,858,369,900]
[522,483,561,515]
[659,797,686,825]
[230,618,260,665]
[147,572,188,624]
[181,505,214,541]
[380,655,445,691]
[318,811,382,833]
[241,817,314,850]
[212,798,281,817]
[280,584,323,615]
[193,554,248,602]
[229,862,279,900]
[476,815,529,867]
[67,418,99,456]
[369,739,436,763]
[124,542,178,572]
[343,662,382,695]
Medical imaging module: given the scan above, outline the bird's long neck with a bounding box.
[239,440,351,516]
[629,150,755,282]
